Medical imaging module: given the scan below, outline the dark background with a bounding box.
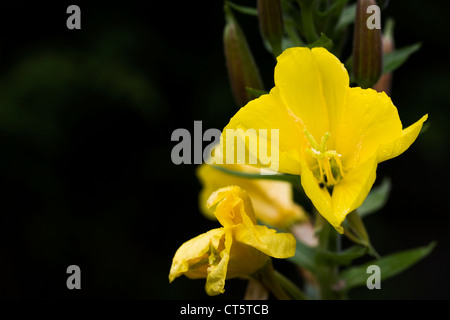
[0,1,448,299]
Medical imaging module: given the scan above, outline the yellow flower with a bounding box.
[219,47,427,233]
[196,163,307,229]
[169,186,296,296]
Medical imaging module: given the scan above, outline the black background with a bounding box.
[0,1,448,299]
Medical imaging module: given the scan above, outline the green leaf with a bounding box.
[420,122,430,135]
[358,177,391,218]
[245,87,268,99]
[283,18,304,49]
[383,43,422,74]
[335,3,356,33]
[344,211,379,258]
[288,231,367,273]
[339,242,436,291]
[211,165,302,189]
[316,245,367,266]
[318,0,350,17]
[288,239,317,273]
[227,1,258,16]
[304,33,333,50]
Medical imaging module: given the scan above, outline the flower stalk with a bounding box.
[298,0,319,43]
[255,260,307,300]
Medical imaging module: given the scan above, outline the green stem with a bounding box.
[285,18,305,46]
[298,0,319,43]
[274,270,308,300]
[314,211,342,299]
[256,261,291,300]
[256,260,309,300]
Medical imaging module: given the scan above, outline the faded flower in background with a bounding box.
[197,163,306,229]
[169,186,296,296]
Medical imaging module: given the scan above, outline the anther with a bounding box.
[304,130,345,187]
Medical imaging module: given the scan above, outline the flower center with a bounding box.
[304,130,345,188]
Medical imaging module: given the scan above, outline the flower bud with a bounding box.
[257,0,284,57]
[373,19,395,95]
[352,0,382,88]
[224,5,264,107]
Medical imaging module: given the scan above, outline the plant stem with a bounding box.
[256,260,309,300]
[298,0,319,43]
[314,211,342,299]
[274,270,308,300]
[257,261,291,300]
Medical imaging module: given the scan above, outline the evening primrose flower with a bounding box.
[169,186,296,296]
[196,163,307,229]
[219,47,427,233]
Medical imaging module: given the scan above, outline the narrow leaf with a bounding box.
[288,239,317,273]
[245,87,268,99]
[316,245,367,266]
[335,3,356,33]
[211,165,301,187]
[305,33,333,50]
[339,242,436,291]
[358,177,391,218]
[383,43,421,74]
[228,1,258,16]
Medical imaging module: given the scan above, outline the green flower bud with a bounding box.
[352,0,382,89]
[257,0,284,57]
[224,5,264,107]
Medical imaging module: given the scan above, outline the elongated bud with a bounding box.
[224,5,264,107]
[373,19,395,95]
[257,0,284,57]
[352,0,382,88]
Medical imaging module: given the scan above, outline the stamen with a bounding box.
[304,129,319,151]
[320,132,330,153]
[334,155,345,178]
[323,157,336,185]
[304,130,345,188]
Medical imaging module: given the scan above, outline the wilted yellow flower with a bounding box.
[220,47,427,233]
[169,186,296,296]
[196,163,306,229]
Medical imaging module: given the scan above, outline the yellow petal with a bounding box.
[300,153,377,233]
[226,230,270,279]
[335,87,403,169]
[196,163,306,228]
[169,228,224,282]
[377,114,428,163]
[330,154,378,229]
[220,87,303,174]
[299,161,335,230]
[205,229,232,296]
[274,47,349,144]
[206,186,257,227]
[234,224,296,258]
[248,179,305,229]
